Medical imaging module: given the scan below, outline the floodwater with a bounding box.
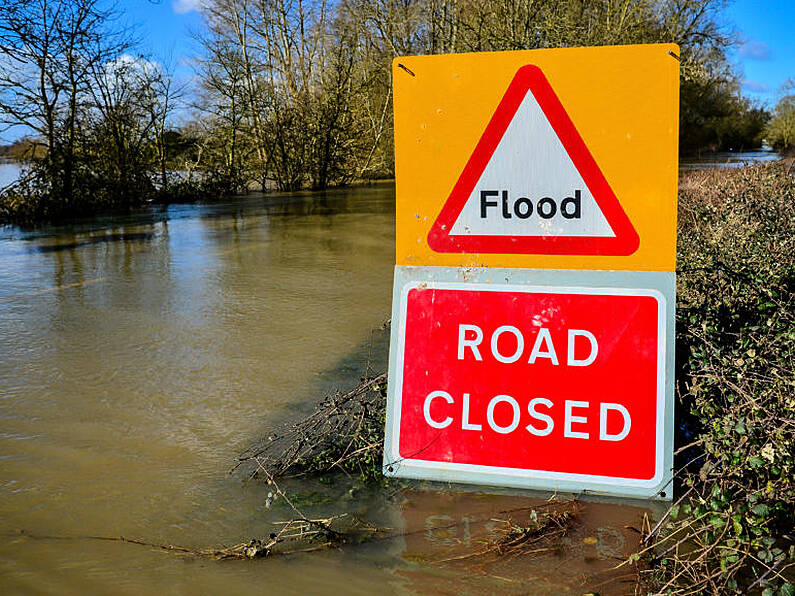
[679,148,781,170]
[1,186,658,595]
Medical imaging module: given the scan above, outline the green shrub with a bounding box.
[640,162,794,594]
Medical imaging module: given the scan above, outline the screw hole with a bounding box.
[387,466,394,473]
[660,491,666,498]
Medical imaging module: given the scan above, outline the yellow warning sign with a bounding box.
[394,43,679,272]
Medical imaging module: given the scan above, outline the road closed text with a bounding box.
[393,284,663,482]
[421,322,631,440]
[422,391,631,441]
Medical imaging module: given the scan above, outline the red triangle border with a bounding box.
[427,65,640,256]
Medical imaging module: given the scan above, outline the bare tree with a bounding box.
[85,53,183,202]
[0,0,132,205]
[194,29,250,192]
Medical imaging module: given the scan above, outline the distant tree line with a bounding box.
[0,0,775,223]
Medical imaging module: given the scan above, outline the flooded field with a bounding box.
[1,184,658,594]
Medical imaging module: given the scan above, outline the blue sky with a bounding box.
[121,0,202,77]
[125,0,793,108]
[724,0,795,107]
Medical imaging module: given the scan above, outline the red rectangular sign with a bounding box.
[388,282,666,488]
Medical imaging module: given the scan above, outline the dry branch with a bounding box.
[234,373,387,482]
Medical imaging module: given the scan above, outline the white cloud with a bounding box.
[97,54,164,95]
[738,40,772,61]
[108,54,162,76]
[172,0,201,15]
[742,79,770,94]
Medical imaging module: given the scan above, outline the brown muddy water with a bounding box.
[0,185,660,595]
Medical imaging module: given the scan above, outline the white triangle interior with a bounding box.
[449,89,615,238]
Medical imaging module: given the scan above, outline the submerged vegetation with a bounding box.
[0,0,773,224]
[236,373,388,485]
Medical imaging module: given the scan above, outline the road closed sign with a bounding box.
[385,45,677,500]
[384,268,675,498]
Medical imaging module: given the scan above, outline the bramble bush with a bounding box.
[638,162,794,594]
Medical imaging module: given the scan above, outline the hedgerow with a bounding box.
[637,162,794,594]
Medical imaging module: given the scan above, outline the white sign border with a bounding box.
[383,265,676,500]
